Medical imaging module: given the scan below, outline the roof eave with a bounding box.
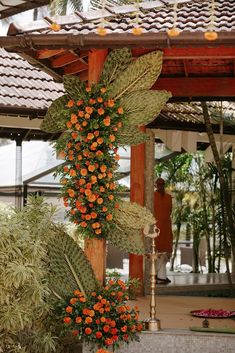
[2,31,235,51]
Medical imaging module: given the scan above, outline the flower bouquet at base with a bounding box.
[61,279,143,353]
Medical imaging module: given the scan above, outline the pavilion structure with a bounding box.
[1,0,235,292]
[0,0,50,19]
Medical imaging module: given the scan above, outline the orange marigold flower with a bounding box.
[87,132,94,140]
[85,214,91,220]
[77,99,83,106]
[68,155,74,161]
[80,168,88,176]
[106,214,113,221]
[88,194,96,202]
[89,309,95,317]
[97,97,103,103]
[86,87,91,92]
[100,165,107,173]
[85,113,90,119]
[82,121,88,127]
[63,166,69,172]
[98,107,105,115]
[80,296,86,302]
[85,316,93,324]
[102,206,108,212]
[95,331,103,339]
[95,229,102,235]
[105,338,113,346]
[68,189,75,197]
[90,175,97,183]
[100,87,107,93]
[66,306,73,313]
[121,325,127,332]
[108,195,114,201]
[94,130,99,137]
[109,134,115,142]
[118,106,124,114]
[103,117,110,126]
[63,317,71,324]
[66,121,72,129]
[79,178,86,185]
[107,99,115,107]
[85,106,93,114]
[78,110,84,117]
[72,330,79,336]
[67,99,74,107]
[98,174,103,179]
[70,169,76,177]
[71,113,78,124]
[103,325,110,333]
[85,189,92,197]
[91,212,97,219]
[89,98,96,105]
[71,132,78,139]
[85,327,92,335]
[97,198,103,205]
[117,121,123,128]
[88,165,95,172]
[70,297,78,305]
[74,289,82,296]
[80,221,87,228]
[97,137,103,144]
[100,186,105,192]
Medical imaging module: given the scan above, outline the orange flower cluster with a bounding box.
[62,279,143,351]
[57,84,125,238]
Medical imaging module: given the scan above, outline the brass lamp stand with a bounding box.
[144,224,161,331]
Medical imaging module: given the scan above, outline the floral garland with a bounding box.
[57,84,125,238]
[62,279,142,353]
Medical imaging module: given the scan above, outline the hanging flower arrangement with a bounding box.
[56,84,125,238]
[41,49,171,241]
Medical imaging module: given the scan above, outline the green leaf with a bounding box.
[100,48,132,87]
[48,230,98,299]
[63,74,86,101]
[120,90,172,127]
[117,126,149,145]
[40,94,68,133]
[108,51,163,100]
[107,225,145,255]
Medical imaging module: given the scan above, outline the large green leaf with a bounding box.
[120,90,172,127]
[63,75,86,101]
[99,48,132,87]
[107,201,156,254]
[40,95,68,133]
[48,230,98,299]
[108,51,163,100]
[117,126,149,145]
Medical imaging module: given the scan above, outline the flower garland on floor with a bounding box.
[57,84,124,238]
[62,279,142,353]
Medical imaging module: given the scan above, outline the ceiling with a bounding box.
[0,0,50,19]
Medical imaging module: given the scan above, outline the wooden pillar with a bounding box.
[84,49,108,284]
[129,127,146,295]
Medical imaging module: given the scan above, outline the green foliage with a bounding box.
[48,227,98,299]
[40,94,68,132]
[117,125,150,145]
[63,75,86,101]
[100,48,132,87]
[108,51,163,100]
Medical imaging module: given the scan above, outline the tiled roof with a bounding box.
[0,48,64,113]
[0,0,50,19]
[8,0,235,36]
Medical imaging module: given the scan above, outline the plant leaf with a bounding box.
[40,94,68,132]
[117,126,149,145]
[63,75,86,101]
[108,51,163,100]
[100,48,132,87]
[120,90,172,126]
[48,230,98,299]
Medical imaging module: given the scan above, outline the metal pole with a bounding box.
[15,138,23,209]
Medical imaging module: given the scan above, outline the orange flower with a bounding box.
[71,113,78,124]
[108,195,114,201]
[78,110,84,117]
[80,221,87,228]
[71,132,78,139]
[90,175,97,183]
[72,330,79,336]
[85,316,93,324]
[88,194,96,202]
[77,99,83,106]
[66,121,72,129]
[85,189,92,196]
[95,229,102,235]
[121,325,127,332]
[109,134,115,142]
[89,98,96,104]
[85,113,90,119]
[97,137,103,144]
[103,117,110,126]
[70,297,78,305]
[102,206,108,212]
[97,198,103,204]
[89,309,95,317]
[79,178,86,185]
[66,306,73,313]
[96,150,103,158]
[97,97,103,103]
[94,130,99,137]
[87,132,94,140]
[100,87,106,93]
[103,325,110,333]
[117,121,123,128]
[80,168,88,176]
[82,121,88,127]
[100,186,105,192]
[88,165,95,172]
[118,106,124,114]
[86,87,91,92]
[85,214,91,220]
[67,99,74,107]
[100,165,107,173]
[70,169,76,177]
[95,331,103,339]
[91,212,97,219]
[85,327,92,335]
[68,155,74,161]
[63,166,69,172]
[98,107,105,115]
[107,172,113,179]
[85,106,93,114]
[106,214,113,221]
[68,189,75,197]
[63,317,71,324]
[74,289,82,296]
[107,99,115,107]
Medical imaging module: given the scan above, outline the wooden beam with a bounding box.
[153,77,235,98]
[84,49,108,285]
[63,60,88,74]
[37,49,65,59]
[51,51,80,68]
